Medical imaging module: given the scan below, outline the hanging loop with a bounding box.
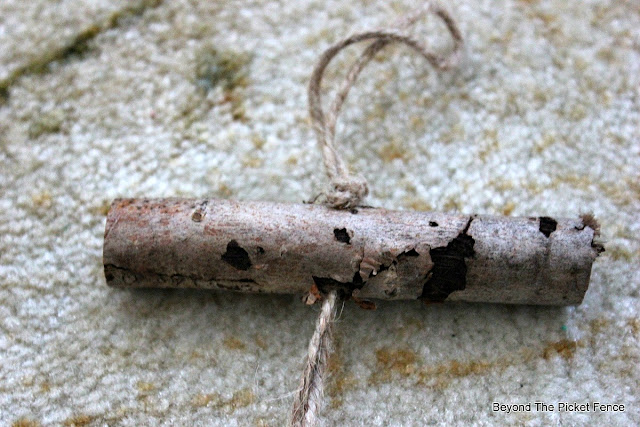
[308,0,463,209]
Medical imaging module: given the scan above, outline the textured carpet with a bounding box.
[1,0,638,425]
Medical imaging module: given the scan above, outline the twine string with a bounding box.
[292,2,463,426]
[308,0,463,209]
[290,290,338,427]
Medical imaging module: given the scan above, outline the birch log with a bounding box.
[103,198,603,305]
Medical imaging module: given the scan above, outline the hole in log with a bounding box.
[539,217,557,238]
[256,246,265,255]
[221,240,252,270]
[429,221,438,227]
[333,228,351,244]
[422,218,475,302]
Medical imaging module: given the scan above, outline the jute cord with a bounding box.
[308,0,463,210]
[290,291,338,427]
[292,2,463,425]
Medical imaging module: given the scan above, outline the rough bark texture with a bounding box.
[103,198,603,305]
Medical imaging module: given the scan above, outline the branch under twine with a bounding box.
[292,2,463,425]
[97,4,602,424]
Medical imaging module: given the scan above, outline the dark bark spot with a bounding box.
[191,200,208,222]
[334,228,351,244]
[422,218,475,302]
[191,211,204,222]
[105,272,114,282]
[539,217,557,238]
[256,246,265,255]
[429,221,438,227]
[312,272,363,298]
[402,248,419,257]
[221,240,252,270]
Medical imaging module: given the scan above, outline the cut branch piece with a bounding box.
[103,198,602,305]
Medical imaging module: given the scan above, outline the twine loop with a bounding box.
[308,0,463,209]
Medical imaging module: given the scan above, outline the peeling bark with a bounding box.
[103,198,602,305]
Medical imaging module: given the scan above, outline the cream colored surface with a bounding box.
[1,0,638,425]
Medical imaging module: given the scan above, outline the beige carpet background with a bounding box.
[1,0,638,425]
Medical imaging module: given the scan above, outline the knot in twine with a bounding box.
[324,176,369,210]
[292,2,463,426]
[308,0,463,210]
